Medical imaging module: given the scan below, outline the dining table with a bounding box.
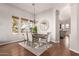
[31,33,48,48]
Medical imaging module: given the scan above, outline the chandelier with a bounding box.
[32,3,36,24]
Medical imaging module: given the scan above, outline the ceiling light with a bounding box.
[32,3,36,24]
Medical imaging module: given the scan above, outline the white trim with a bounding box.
[0,41,14,45]
[0,40,24,45]
[52,40,60,43]
[55,40,60,43]
[69,48,79,54]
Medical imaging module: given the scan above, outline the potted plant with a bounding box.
[32,24,37,33]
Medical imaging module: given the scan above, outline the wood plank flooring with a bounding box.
[0,43,35,56]
[0,39,79,56]
[41,42,79,56]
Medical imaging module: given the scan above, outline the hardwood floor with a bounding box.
[0,39,79,56]
[41,41,79,56]
[0,43,35,56]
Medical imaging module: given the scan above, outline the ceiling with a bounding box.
[59,4,71,21]
[7,3,67,14]
[6,3,71,21]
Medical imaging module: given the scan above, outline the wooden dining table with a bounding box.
[31,33,48,47]
[32,33,48,39]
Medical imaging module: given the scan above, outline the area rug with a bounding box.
[19,42,52,56]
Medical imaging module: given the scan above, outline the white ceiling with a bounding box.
[6,3,71,21]
[7,3,67,14]
[59,4,71,21]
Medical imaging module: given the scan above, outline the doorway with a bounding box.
[59,19,71,48]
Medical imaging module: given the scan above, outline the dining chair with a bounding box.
[27,31,33,46]
[39,32,50,48]
[22,33,28,44]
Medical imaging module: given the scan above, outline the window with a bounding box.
[12,16,33,34]
[12,16,19,33]
[21,18,28,33]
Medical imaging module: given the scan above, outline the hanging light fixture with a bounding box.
[32,3,36,24]
[31,3,37,33]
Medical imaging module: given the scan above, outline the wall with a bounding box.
[70,4,79,53]
[36,9,59,42]
[77,4,79,53]
[0,4,33,45]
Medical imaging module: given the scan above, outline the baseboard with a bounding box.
[52,40,60,43]
[0,40,58,46]
[0,41,13,45]
[69,48,79,54]
[0,40,25,46]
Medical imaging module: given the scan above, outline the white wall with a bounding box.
[77,4,79,52]
[36,9,59,42]
[55,10,60,43]
[0,4,33,45]
[70,4,79,53]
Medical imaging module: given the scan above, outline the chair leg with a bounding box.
[46,39,48,48]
